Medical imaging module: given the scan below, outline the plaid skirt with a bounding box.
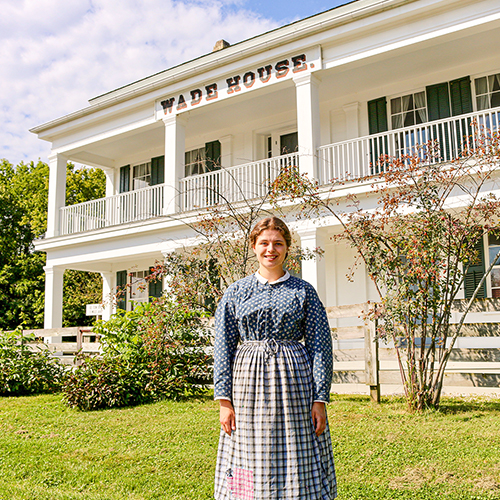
[214,340,337,500]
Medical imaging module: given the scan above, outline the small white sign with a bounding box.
[86,304,104,316]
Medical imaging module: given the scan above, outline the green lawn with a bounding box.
[0,394,499,499]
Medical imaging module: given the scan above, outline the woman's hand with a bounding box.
[312,402,327,436]
[219,399,236,436]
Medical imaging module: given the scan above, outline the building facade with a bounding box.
[32,0,500,392]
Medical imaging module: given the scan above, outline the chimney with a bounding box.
[213,39,230,52]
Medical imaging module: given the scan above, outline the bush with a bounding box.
[0,330,66,396]
[62,301,213,410]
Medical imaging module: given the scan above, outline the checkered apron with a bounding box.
[214,339,337,499]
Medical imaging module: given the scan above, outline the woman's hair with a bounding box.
[250,217,292,248]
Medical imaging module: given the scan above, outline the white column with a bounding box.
[100,272,115,320]
[46,153,67,238]
[219,135,233,168]
[296,227,327,303]
[163,115,186,214]
[343,102,360,140]
[102,168,115,198]
[294,74,321,179]
[43,265,65,329]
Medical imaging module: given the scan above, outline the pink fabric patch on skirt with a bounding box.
[226,468,254,500]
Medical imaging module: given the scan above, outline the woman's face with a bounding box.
[252,229,288,274]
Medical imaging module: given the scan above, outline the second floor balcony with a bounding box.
[58,106,500,237]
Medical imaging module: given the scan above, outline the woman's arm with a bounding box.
[311,401,327,436]
[219,399,236,436]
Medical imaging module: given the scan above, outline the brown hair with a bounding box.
[250,217,292,249]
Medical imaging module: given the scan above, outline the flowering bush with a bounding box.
[63,301,212,410]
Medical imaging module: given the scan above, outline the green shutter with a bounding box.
[151,156,165,185]
[149,278,163,301]
[116,270,128,310]
[119,165,130,193]
[426,83,451,121]
[205,140,221,171]
[368,97,388,135]
[450,77,473,116]
[465,239,486,299]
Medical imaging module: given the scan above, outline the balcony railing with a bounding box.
[60,183,164,235]
[179,152,299,211]
[317,106,500,185]
[58,107,500,236]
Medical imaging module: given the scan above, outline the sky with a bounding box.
[1,0,349,167]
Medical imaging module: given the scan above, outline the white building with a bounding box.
[32,0,500,337]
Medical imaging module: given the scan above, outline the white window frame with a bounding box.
[389,90,427,130]
[474,71,500,112]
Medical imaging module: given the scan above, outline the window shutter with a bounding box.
[148,279,163,301]
[426,83,451,121]
[116,270,128,310]
[151,156,165,185]
[205,140,221,171]
[119,165,130,193]
[368,97,388,134]
[450,77,473,116]
[464,239,486,299]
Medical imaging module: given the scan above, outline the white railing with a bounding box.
[59,107,500,236]
[179,152,299,211]
[318,106,500,185]
[60,183,164,235]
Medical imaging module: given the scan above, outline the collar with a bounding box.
[255,270,291,285]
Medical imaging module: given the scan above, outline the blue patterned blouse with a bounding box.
[213,272,333,402]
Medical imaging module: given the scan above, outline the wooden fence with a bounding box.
[22,327,100,365]
[326,299,500,399]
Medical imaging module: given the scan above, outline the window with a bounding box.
[475,73,500,111]
[119,156,164,193]
[132,162,151,190]
[129,270,149,306]
[390,92,427,129]
[489,234,500,298]
[185,147,206,177]
[184,140,221,177]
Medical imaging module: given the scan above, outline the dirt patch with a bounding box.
[389,467,429,490]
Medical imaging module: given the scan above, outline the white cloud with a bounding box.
[0,0,277,165]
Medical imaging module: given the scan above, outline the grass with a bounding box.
[0,394,499,499]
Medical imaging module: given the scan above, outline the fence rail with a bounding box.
[326,300,500,397]
[21,327,100,365]
[317,106,500,185]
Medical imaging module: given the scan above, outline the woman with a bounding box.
[214,217,337,500]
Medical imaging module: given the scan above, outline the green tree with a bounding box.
[0,159,105,330]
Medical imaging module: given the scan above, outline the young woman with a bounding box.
[213,216,337,500]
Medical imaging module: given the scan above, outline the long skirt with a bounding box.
[214,340,337,500]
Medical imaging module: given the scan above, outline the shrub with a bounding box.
[62,301,212,410]
[0,329,66,396]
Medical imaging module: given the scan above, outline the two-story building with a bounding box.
[32,0,500,341]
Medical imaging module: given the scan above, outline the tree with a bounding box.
[147,167,319,315]
[0,159,105,330]
[270,123,500,410]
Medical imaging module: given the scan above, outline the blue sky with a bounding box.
[0,0,349,166]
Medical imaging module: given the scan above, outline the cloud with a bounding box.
[0,0,277,166]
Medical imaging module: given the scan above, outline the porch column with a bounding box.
[100,272,115,321]
[296,227,327,303]
[43,265,65,329]
[163,115,186,214]
[46,152,67,238]
[294,74,321,179]
[102,168,115,197]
